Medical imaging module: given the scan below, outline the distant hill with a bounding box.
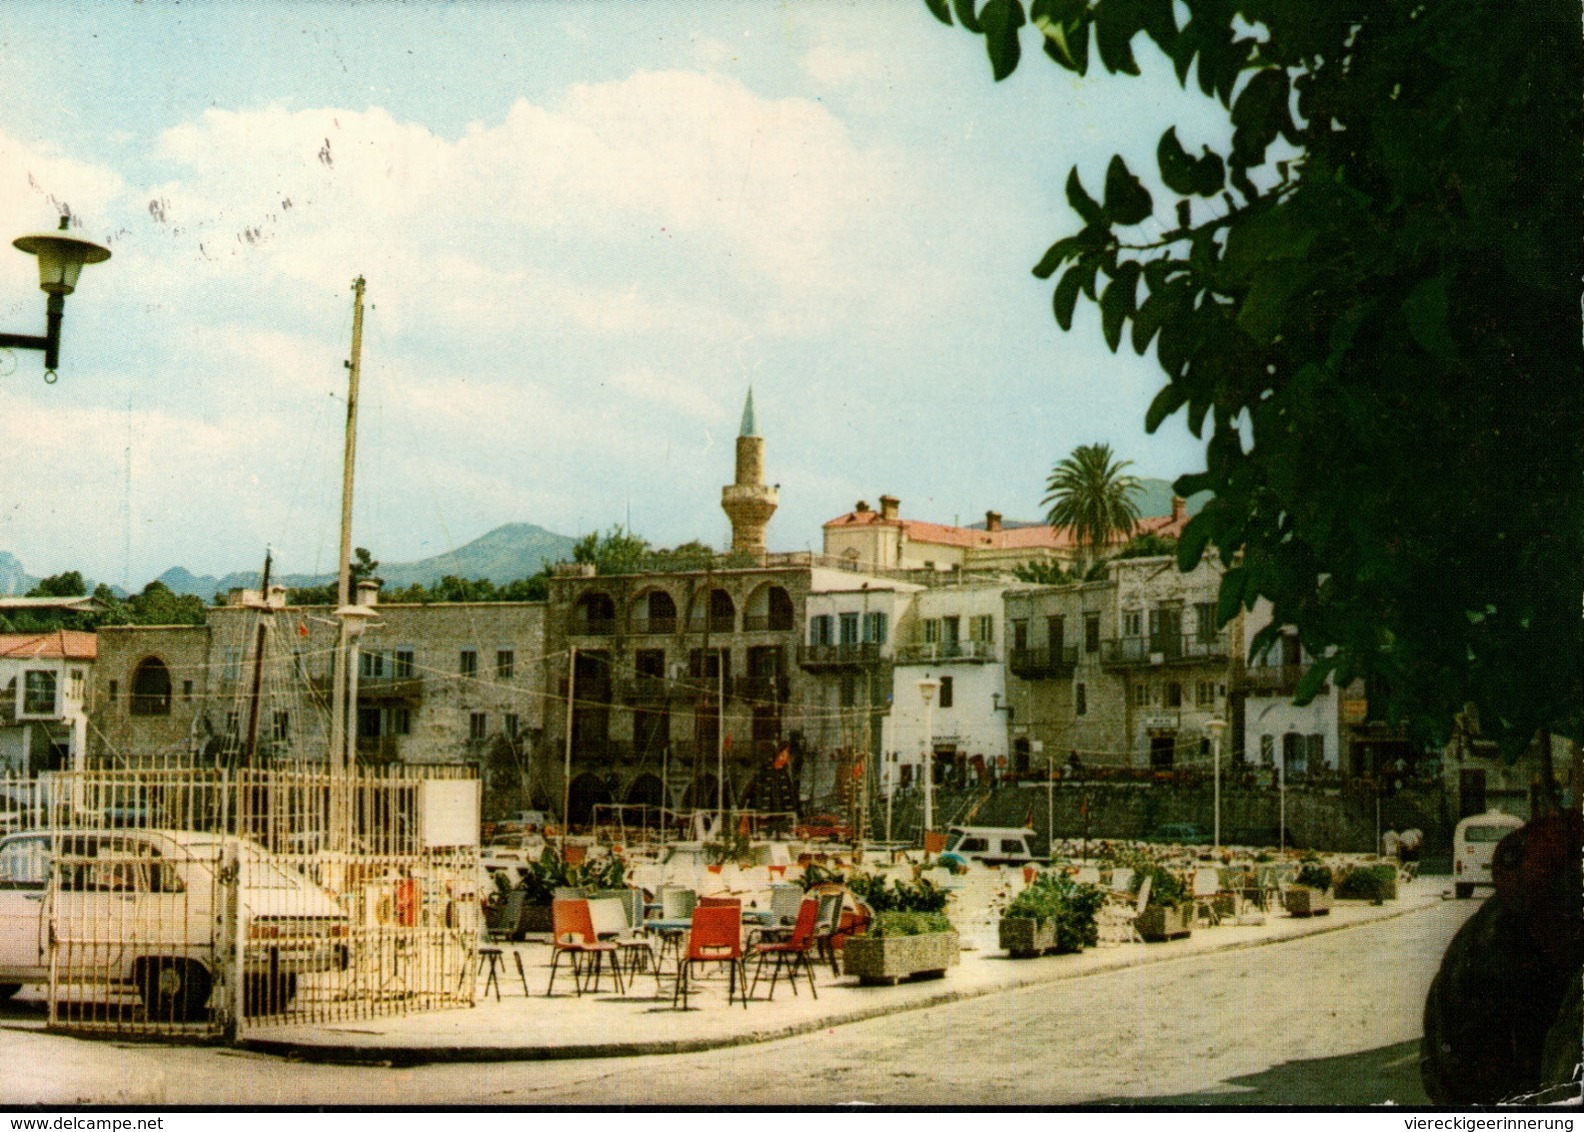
[969,477,1209,530]
[0,552,36,596]
[152,523,579,601]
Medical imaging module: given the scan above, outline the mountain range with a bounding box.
[0,478,1202,600]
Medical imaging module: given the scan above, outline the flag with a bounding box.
[724,734,732,751]
[1023,805,1034,829]
[772,744,790,770]
[297,620,309,638]
[852,760,864,780]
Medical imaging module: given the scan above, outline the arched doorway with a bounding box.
[130,657,172,716]
[624,773,663,809]
[567,772,612,827]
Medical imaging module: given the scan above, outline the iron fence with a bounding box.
[0,766,478,1040]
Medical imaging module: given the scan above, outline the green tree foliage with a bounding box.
[934,0,1583,748]
[382,573,550,604]
[572,526,749,575]
[286,548,381,605]
[89,581,207,627]
[1116,532,1178,560]
[27,571,86,598]
[1012,559,1077,586]
[1041,443,1141,570]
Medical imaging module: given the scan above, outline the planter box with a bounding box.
[999,917,1084,957]
[843,931,960,985]
[1284,886,1333,917]
[519,903,553,935]
[1134,903,1193,942]
[1000,917,1056,958]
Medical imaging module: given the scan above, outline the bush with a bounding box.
[1130,863,1188,908]
[1335,864,1395,901]
[846,871,948,914]
[518,847,626,905]
[868,910,953,938]
[1006,872,1106,949]
[1296,862,1334,893]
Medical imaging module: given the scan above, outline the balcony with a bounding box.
[742,615,796,633]
[689,615,735,635]
[797,643,883,671]
[893,640,997,665]
[570,616,617,637]
[630,616,677,636]
[623,676,672,705]
[735,675,790,703]
[1233,662,1314,695]
[1008,645,1078,679]
[1102,633,1229,668]
[357,676,425,702]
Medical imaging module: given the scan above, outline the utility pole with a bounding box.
[329,276,365,777]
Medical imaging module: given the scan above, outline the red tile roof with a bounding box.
[823,507,1189,552]
[0,630,98,661]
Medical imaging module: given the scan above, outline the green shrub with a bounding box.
[846,871,948,914]
[1296,863,1334,892]
[1131,863,1188,908]
[1334,864,1394,900]
[518,847,626,905]
[868,910,953,938]
[1006,872,1106,949]
[798,862,844,891]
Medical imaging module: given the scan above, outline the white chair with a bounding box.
[1191,867,1223,926]
[588,896,653,983]
[1073,866,1101,886]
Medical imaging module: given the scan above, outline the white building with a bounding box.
[0,630,96,774]
[886,580,1026,794]
[1235,598,1341,774]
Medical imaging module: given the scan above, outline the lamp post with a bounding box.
[917,677,939,848]
[0,218,111,376]
[1207,717,1226,852]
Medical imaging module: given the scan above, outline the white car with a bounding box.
[0,829,350,1022]
[1452,809,1524,898]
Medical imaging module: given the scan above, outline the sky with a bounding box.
[0,0,1234,590]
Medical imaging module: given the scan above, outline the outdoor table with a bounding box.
[645,917,692,983]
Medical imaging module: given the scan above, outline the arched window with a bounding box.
[689,588,735,634]
[744,584,794,632]
[130,657,172,716]
[631,589,677,635]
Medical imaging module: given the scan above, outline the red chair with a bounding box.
[546,898,624,997]
[749,897,820,1001]
[698,895,740,908]
[673,904,747,1010]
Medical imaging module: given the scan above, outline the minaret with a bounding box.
[721,387,778,561]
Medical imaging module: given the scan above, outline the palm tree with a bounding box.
[1042,443,1142,573]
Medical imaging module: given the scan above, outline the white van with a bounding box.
[942,825,1042,866]
[0,829,349,1021]
[1452,809,1524,898]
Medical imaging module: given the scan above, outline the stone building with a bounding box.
[1003,555,1237,773]
[0,630,97,774]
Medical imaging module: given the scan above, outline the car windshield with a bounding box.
[238,847,314,890]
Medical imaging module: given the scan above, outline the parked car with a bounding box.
[1151,823,1210,846]
[0,829,350,1022]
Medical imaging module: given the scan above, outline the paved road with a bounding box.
[1,899,1475,1107]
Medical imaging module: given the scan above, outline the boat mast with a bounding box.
[329,276,366,775]
[242,547,273,768]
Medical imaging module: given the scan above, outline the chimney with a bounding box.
[1171,495,1186,523]
[879,495,900,521]
[855,500,870,513]
[985,510,1003,532]
[356,579,380,607]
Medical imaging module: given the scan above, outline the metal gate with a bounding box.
[0,766,478,1038]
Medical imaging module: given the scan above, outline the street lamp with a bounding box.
[1207,717,1227,851]
[0,218,111,375]
[917,677,939,848]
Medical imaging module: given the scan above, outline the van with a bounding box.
[942,825,1042,866]
[1452,808,1524,898]
[0,829,349,1021]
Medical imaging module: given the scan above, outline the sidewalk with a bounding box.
[239,881,1450,1065]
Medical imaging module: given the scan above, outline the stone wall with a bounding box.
[872,779,1452,855]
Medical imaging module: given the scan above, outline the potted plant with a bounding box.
[1000,873,1105,957]
[515,847,627,935]
[1334,863,1396,903]
[842,911,958,985]
[1285,860,1334,916]
[1132,864,1193,941]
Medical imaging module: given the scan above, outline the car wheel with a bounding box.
[243,972,298,1015]
[0,984,20,1002]
[1454,883,1473,899]
[139,958,212,1024]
